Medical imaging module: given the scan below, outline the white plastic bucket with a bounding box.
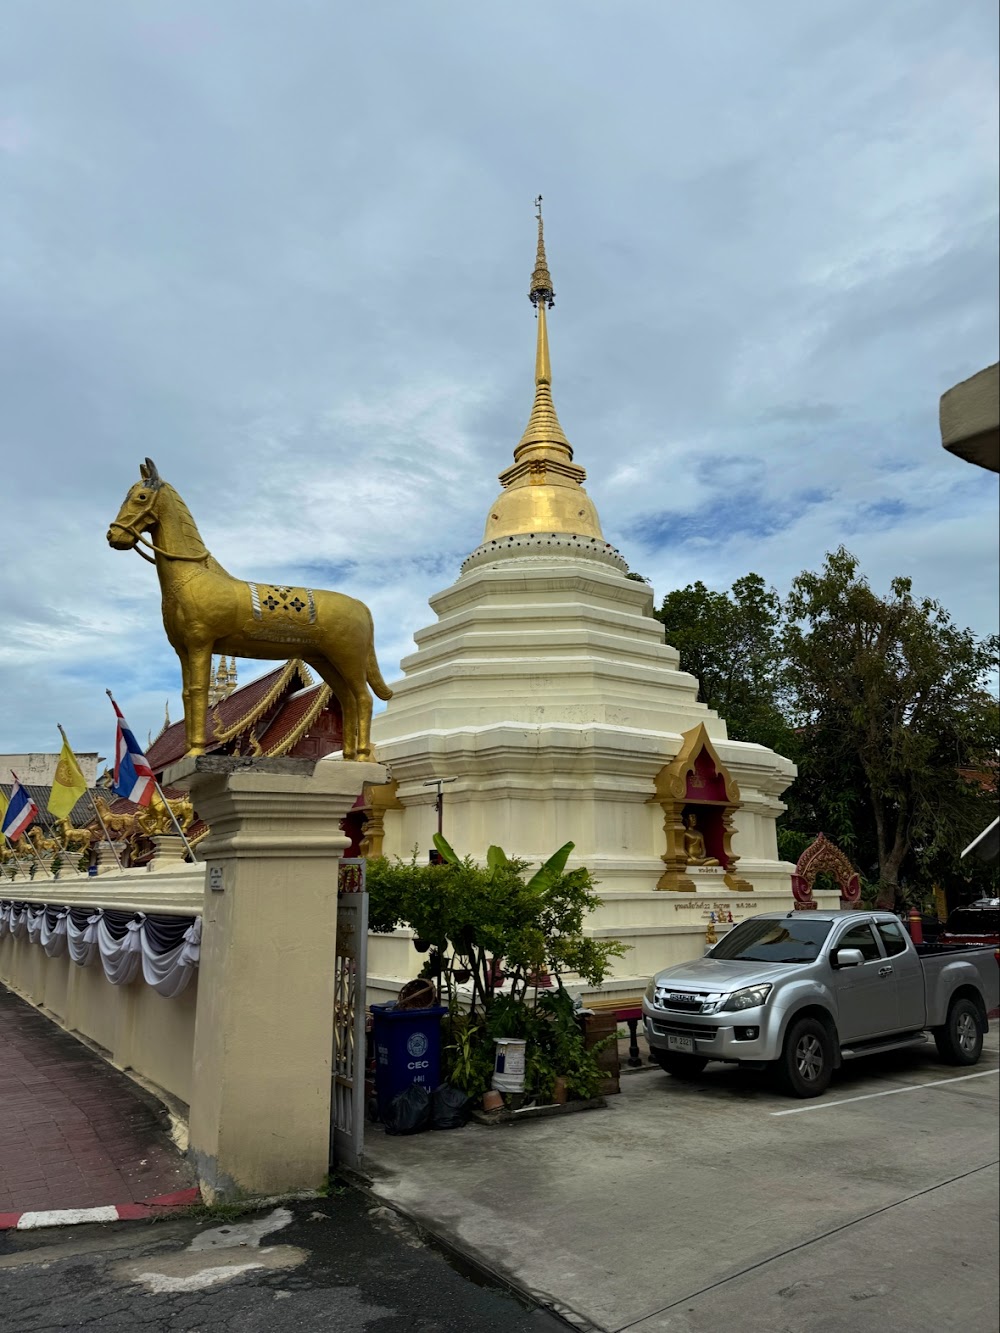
[492,1037,527,1093]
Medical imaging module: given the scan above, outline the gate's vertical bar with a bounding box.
[332,858,368,1172]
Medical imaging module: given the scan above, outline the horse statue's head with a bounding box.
[107,458,165,551]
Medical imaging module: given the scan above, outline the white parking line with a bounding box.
[771,1068,999,1115]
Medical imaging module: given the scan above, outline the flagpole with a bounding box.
[23,779,59,879]
[57,724,125,875]
[1,772,32,882]
[1,822,32,883]
[151,780,199,862]
[8,771,54,881]
[2,837,32,882]
[89,793,127,874]
[105,691,198,863]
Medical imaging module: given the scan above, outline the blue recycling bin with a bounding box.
[370,1003,448,1122]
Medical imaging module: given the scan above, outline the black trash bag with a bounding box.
[431,1083,470,1131]
[383,1083,432,1136]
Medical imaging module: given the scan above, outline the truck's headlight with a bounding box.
[720,983,772,1012]
[644,978,656,1004]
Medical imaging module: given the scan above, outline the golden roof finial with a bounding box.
[516,197,571,460]
[479,201,604,543]
[529,195,555,309]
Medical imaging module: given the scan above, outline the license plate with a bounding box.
[667,1034,695,1054]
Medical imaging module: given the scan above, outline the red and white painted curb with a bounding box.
[0,1186,200,1231]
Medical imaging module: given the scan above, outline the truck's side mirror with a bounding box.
[833,947,865,968]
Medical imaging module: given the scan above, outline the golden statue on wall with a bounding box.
[135,791,195,839]
[108,460,392,760]
[57,818,94,853]
[681,812,720,866]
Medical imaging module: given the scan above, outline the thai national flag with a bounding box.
[109,695,156,807]
[2,774,38,842]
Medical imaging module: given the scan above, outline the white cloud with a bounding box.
[0,0,996,754]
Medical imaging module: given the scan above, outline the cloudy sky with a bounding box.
[2,0,998,760]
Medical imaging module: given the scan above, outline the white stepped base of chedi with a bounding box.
[373,551,797,893]
[367,208,837,1005]
[368,549,840,1004]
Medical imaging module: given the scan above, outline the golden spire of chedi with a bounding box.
[482,198,604,543]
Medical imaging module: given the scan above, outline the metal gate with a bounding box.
[331,857,368,1171]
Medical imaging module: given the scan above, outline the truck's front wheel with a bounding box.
[933,997,983,1066]
[776,1017,833,1098]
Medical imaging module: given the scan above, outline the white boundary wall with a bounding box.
[0,864,203,1105]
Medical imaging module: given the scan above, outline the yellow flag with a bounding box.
[48,737,88,821]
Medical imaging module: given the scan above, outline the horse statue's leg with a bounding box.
[184,643,214,756]
[355,685,374,761]
[174,645,195,754]
[309,659,358,760]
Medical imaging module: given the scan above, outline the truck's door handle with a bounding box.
[879,966,893,977]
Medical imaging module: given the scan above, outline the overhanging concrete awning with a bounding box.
[962,816,1000,864]
[940,362,1000,472]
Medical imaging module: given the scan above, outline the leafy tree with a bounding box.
[656,573,793,752]
[654,551,998,908]
[784,548,999,909]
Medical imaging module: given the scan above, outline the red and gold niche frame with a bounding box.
[649,723,751,893]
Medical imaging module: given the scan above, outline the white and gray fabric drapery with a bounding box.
[0,900,200,998]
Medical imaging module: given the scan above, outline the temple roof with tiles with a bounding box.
[146,660,343,775]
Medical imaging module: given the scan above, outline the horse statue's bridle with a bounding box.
[109,495,208,566]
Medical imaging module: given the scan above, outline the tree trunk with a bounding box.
[871,794,910,910]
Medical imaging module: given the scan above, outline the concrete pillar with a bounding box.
[147,834,188,871]
[165,754,385,1201]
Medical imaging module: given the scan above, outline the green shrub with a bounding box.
[368,837,627,1102]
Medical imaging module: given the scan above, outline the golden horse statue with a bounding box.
[27,827,59,855]
[92,795,138,840]
[108,459,392,759]
[57,818,94,854]
[135,791,195,838]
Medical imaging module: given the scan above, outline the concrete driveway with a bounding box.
[364,1033,1000,1333]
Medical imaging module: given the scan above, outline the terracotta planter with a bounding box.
[482,1090,504,1112]
[551,1077,568,1105]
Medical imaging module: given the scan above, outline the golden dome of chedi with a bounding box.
[483,201,604,544]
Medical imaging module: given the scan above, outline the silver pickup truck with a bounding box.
[642,910,1000,1098]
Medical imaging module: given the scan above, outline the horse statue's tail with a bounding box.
[367,644,393,701]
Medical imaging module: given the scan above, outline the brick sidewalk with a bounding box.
[0,985,196,1216]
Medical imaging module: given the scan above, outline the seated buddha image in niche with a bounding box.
[681,811,721,866]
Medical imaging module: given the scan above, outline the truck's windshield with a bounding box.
[710,917,833,963]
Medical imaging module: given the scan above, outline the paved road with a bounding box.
[366,1033,1000,1332]
[2,997,996,1332]
[0,1190,570,1332]
[0,984,194,1216]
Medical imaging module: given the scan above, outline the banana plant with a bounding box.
[432,832,575,890]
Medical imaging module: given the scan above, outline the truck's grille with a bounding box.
[654,988,718,1013]
[651,1020,719,1040]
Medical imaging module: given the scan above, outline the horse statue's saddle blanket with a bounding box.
[247,583,318,625]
